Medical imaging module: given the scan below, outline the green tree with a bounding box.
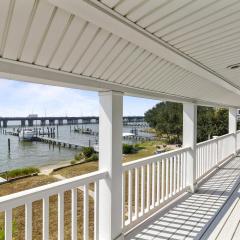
[145,102,182,143]
[197,106,215,142]
[213,108,228,136]
[145,102,229,143]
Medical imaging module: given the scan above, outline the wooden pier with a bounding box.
[36,136,99,152]
[1,128,99,152]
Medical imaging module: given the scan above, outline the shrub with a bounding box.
[70,160,77,165]
[123,144,135,154]
[0,167,40,180]
[82,147,95,158]
[74,152,85,161]
[74,154,81,161]
[167,136,182,144]
[88,153,99,162]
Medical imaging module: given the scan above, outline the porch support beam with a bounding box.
[98,90,123,240]
[229,108,237,154]
[1,58,240,109]
[183,103,197,193]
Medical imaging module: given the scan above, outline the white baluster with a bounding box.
[173,156,177,194]
[122,172,125,228]
[166,158,169,199]
[43,197,49,240]
[169,157,173,197]
[151,163,155,207]
[71,188,77,240]
[183,152,186,188]
[180,154,183,190]
[146,164,150,212]
[5,209,12,240]
[141,166,145,215]
[83,184,89,240]
[200,147,202,177]
[135,168,139,219]
[177,155,180,193]
[25,202,32,240]
[58,192,64,240]
[156,161,160,204]
[161,160,165,202]
[128,170,132,222]
[94,181,99,240]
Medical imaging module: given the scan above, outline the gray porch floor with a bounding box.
[126,156,240,240]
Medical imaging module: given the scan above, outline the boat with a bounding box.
[74,127,94,135]
[19,129,35,141]
[122,132,135,137]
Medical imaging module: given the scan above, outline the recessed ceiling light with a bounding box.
[227,63,240,70]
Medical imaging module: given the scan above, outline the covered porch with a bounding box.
[1,1,240,240]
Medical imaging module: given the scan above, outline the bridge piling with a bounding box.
[3,120,7,128]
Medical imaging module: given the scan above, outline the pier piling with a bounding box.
[8,138,10,153]
[57,125,59,138]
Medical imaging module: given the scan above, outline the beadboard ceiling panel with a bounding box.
[0,0,240,108]
[99,0,240,96]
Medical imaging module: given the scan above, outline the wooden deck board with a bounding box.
[231,220,240,240]
[126,156,240,240]
[201,169,240,239]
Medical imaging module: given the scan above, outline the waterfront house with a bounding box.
[1,0,240,239]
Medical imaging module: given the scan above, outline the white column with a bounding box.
[229,108,237,154]
[98,91,123,240]
[183,103,197,193]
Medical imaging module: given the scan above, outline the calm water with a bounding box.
[0,123,153,172]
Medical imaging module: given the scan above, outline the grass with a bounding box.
[0,167,40,180]
[52,141,174,178]
[123,141,167,162]
[52,141,162,177]
[52,161,98,178]
[0,175,95,240]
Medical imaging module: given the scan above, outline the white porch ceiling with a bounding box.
[97,0,240,88]
[0,0,240,108]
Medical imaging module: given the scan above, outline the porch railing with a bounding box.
[122,131,239,231]
[122,147,190,231]
[0,170,107,240]
[196,132,236,181]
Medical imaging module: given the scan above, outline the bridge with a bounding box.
[0,116,145,127]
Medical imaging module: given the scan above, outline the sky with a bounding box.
[0,78,159,117]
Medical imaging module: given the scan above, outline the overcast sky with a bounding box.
[0,78,159,117]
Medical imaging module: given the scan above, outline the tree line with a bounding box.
[144,102,233,143]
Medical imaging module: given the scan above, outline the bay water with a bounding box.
[0,123,152,172]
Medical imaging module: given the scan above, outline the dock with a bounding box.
[36,136,99,152]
